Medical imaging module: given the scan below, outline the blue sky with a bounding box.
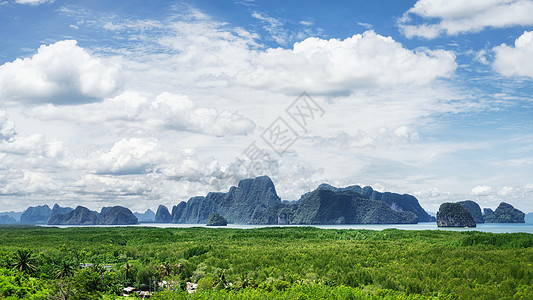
[0,0,532,214]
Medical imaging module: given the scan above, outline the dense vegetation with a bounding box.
[0,226,532,299]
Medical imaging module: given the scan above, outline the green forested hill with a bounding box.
[0,226,531,299]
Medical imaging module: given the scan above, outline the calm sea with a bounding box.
[44,219,533,234]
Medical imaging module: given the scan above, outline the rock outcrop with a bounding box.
[292,189,418,224]
[436,203,476,227]
[48,206,99,225]
[134,209,156,222]
[457,200,484,223]
[155,205,172,223]
[98,206,138,225]
[310,183,434,222]
[206,213,228,226]
[0,215,16,224]
[484,202,525,223]
[172,176,282,224]
[20,205,52,224]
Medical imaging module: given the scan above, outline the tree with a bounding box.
[55,260,76,278]
[12,249,36,274]
[158,262,173,278]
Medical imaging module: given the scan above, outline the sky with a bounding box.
[0,0,532,214]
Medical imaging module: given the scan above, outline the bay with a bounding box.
[42,220,533,234]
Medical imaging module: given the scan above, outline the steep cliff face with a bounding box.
[51,204,73,215]
[134,209,155,222]
[154,205,172,223]
[457,200,484,223]
[292,189,418,224]
[169,176,431,225]
[436,203,476,227]
[311,184,434,222]
[20,205,52,224]
[172,176,281,224]
[484,202,525,223]
[48,206,99,225]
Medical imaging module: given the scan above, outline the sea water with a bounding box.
[43,219,533,234]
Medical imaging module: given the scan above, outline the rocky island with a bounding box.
[206,213,228,226]
[48,205,137,225]
[483,202,525,223]
[437,202,476,227]
[168,176,429,225]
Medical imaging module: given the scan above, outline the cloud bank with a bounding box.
[400,0,533,39]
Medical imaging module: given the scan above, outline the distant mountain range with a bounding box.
[1,176,529,226]
[1,204,138,225]
[157,176,430,225]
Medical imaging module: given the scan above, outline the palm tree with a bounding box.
[55,260,75,278]
[122,262,135,286]
[158,262,173,278]
[90,263,106,275]
[12,249,36,274]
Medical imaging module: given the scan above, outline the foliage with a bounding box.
[0,267,50,299]
[11,249,36,274]
[0,226,531,299]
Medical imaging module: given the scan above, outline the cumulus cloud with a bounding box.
[400,0,533,39]
[0,170,62,195]
[0,40,121,104]
[29,92,256,136]
[309,126,419,149]
[236,31,456,94]
[0,113,64,163]
[74,174,150,196]
[471,185,493,196]
[93,138,163,175]
[0,111,15,141]
[493,31,533,78]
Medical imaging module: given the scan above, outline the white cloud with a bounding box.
[309,126,419,149]
[498,186,514,196]
[0,111,15,141]
[0,40,121,104]
[357,22,373,29]
[400,0,533,39]
[74,174,150,196]
[252,11,289,45]
[471,185,493,196]
[236,31,456,94]
[0,170,61,195]
[94,138,162,175]
[15,0,53,5]
[29,91,256,136]
[493,31,533,78]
